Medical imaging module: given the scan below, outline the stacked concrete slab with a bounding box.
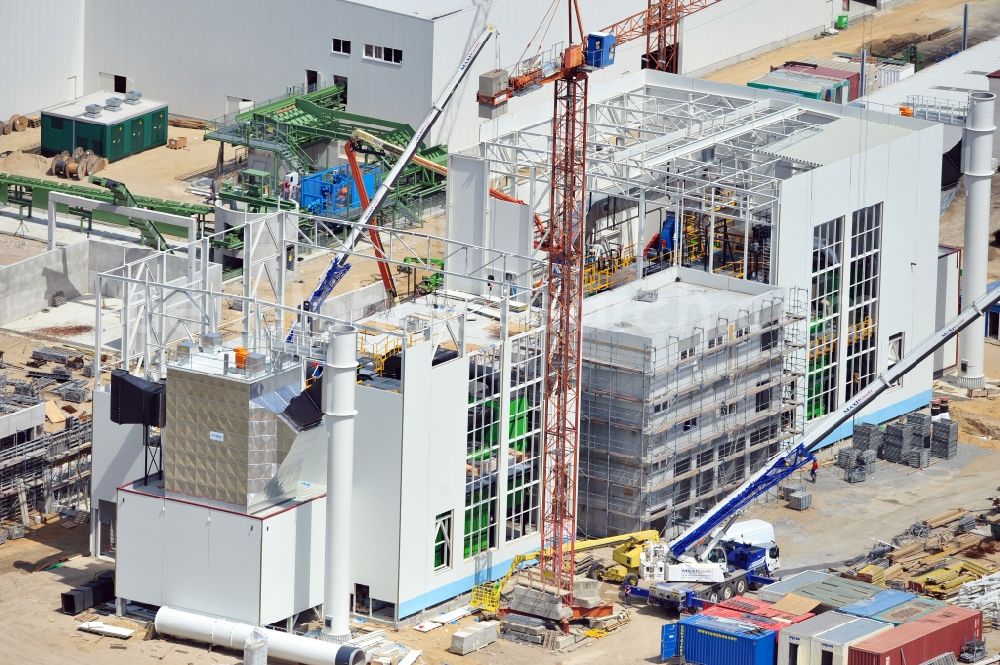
[450,621,498,655]
[501,615,547,645]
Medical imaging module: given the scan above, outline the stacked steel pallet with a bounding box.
[853,422,883,453]
[882,422,916,463]
[931,420,959,459]
[908,448,930,469]
[907,412,933,448]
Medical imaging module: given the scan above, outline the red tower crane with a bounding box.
[478,0,723,614]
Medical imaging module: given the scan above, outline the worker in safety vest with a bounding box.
[810,459,819,483]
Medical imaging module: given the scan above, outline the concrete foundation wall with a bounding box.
[0,240,90,326]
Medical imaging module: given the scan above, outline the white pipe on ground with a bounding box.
[322,324,358,642]
[958,91,997,388]
[154,606,364,665]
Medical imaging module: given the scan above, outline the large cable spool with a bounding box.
[11,115,27,132]
[66,160,79,178]
[0,121,10,136]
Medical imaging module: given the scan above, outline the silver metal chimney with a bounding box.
[958,91,997,388]
[321,324,357,642]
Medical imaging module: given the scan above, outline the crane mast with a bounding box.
[540,68,589,607]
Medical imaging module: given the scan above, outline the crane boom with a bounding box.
[667,284,1000,559]
[298,24,495,316]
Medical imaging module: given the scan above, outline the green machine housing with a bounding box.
[41,92,168,162]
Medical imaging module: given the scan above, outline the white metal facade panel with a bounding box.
[490,199,533,292]
[350,384,403,607]
[83,0,432,130]
[91,390,144,504]
[260,500,325,625]
[396,341,436,612]
[116,491,264,624]
[679,0,831,77]
[934,248,960,373]
[446,155,488,294]
[0,0,83,119]
[115,490,164,607]
[776,119,942,440]
[205,510,262,624]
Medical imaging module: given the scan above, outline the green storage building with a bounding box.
[41,91,168,162]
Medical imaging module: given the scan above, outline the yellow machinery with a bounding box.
[469,530,660,612]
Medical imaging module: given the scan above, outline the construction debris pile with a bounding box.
[840,508,1000,599]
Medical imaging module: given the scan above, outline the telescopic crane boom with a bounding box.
[667,284,1000,562]
[293,24,495,328]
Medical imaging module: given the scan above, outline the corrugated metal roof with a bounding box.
[862,35,1000,111]
[841,590,916,619]
[815,617,890,646]
[791,576,882,608]
[871,597,945,625]
[782,611,856,638]
[759,570,832,602]
[757,117,912,167]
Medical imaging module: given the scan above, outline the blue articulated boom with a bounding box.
[286,25,495,344]
[667,284,1000,560]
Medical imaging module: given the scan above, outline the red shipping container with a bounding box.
[776,63,860,100]
[702,596,815,633]
[847,606,982,665]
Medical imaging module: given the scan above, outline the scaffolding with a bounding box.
[470,78,843,289]
[578,271,806,536]
[0,395,92,523]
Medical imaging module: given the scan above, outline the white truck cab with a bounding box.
[724,519,781,571]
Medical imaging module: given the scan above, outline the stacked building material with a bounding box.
[931,420,959,459]
[845,466,867,483]
[838,448,859,469]
[501,615,547,645]
[882,423,913,463]
[788,490,812,511]
[908,449,930,469]
[450,621,498,655]
[853,423,883,452]
[907,412,932,448]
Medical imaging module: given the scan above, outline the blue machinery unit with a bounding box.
[299,163,381,219]
[664,284,1000,563]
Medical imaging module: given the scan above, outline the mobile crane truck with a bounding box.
[623,284,1000,613]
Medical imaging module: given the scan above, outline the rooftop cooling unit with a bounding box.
[124,90,142,104]
[84,105,102,118]
[105,97,123,111]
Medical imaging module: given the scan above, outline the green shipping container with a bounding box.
[41,92,169,162]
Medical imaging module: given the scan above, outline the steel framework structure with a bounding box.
[540,72,589,607]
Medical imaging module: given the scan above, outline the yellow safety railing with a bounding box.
[808,317,875,360]
[584,251,636,296]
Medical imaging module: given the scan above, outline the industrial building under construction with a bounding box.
[2,1,1000,665]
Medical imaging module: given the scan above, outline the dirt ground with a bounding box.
[0,233,47,265]
[705,0,999,85]
[0,125,234,206]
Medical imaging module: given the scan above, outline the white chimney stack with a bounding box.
[321,324,358,642]
[958,91,997,388]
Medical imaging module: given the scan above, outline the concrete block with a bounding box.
[574,579,600,596]
[553,632,582,650]
[508,586,571,620]
[450,622,498,656]
[505,621,547,637]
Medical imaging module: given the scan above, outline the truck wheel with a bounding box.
[735,578,748,595]
[589,563,607,581]
[708,591,719,603]
[722,584,735,600]
[623,573,639,587]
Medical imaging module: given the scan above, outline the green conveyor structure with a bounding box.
[0,173,211,243]
[205,83,447,211]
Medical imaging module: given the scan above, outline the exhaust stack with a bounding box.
[958,91,997,388]
[321,324,358,642]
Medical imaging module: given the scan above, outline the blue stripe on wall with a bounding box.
[813,389,932,449]
[400,391,931,617]
[399,554,527,619]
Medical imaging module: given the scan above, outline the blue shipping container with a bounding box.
[662,622,679,662]
[840,590,916,619]
[678,614,776,665]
